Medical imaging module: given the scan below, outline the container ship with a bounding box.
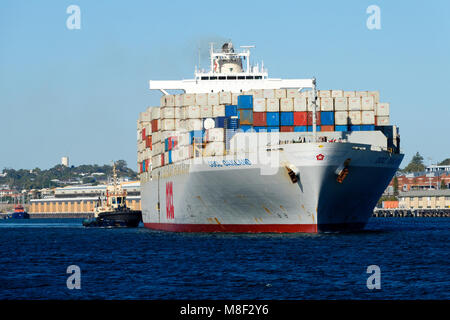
[137,42,403,233]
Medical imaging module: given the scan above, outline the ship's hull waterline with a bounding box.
[141,142,403,233]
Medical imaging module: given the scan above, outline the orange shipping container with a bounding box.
[145,135,152,150]
[321,125,335,132]
[382,200,399,209]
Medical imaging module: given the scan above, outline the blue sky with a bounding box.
[1,0,449,170]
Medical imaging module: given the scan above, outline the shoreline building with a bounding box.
[29,181,141,215]
[398,190,450,209]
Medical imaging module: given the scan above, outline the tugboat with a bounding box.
[83,163,142,227]
[9,204,30,219]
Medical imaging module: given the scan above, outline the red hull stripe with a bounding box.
[144,223,318,233]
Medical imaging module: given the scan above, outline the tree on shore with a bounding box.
[439,158,450,166]
[402,152,426,173]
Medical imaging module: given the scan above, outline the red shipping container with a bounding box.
[141,128,146,141]
[151,119,159,133]
[321,125,335,132]
[145,160,149,172]
[294,112,308,126]
[161,154,165,166]
[253,112,267,126]
[145,135,152,149]
[280,126,294,132]
[307,111,321,125]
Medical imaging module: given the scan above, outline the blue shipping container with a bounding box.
[350,125,361,131]
[307,125,322,132]
[168,150,172,164]
[321,111,335,125]
[214,116,226,128]
[225,105,238,117]
[226,117,240,130]
[335,125,348,132]
[253,126,279,132]
[165,138,169,151]
[280,112,294,126]
[240,125,253,132]
[294,126,307,132]
[189,130,204,143]
[361,125,375,131]
[266,112,280,126]
[237,95,253,109]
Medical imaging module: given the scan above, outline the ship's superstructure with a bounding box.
[137,42,403,233]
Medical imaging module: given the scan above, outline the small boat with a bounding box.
[83,163,142,227]
[8,204,30,219]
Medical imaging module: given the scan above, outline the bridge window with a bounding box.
[210,76,217,80]
[201,77,208,80]
[245,76,254,80]
[238,76,245,80]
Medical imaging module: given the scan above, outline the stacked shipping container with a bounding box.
[138,89,391,173]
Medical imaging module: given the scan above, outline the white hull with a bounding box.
[140,142,403,233]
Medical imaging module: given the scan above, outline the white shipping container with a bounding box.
[178,133,191,146]
[343,91,356,98]
[253,98,266,112]
[293,97,307,111]
[174,119,181,130]
[183,93,196,106]
[307,98,319,111]
[174,94,183,107]
[166,95,175,107]
[376,116,390,126]
[161,107,175,119]
[141,110,151,122]
[160,96,166,107]
[376,103,390,116]
[361,111,375,124]
[152,130,161,143]
[203,142,225,157]
[274,89,287,99]
[355,91,368,97]
[266,98,280,112]
[186,119,202,131]
[200,105,213,118]
[151,107,161,120]
[219,92,232,104]
[320,97,334,111]
[164,152,169,165]
[335,111,349,125]
[319,90,331,97]
[186,106,201,118]
[206,128,224,142]
[334,97,348,111]
[280,98,294,112]
[348,111,362,125]
[361,96,375,111]
[331,90,344,98]
[177,119,188,132]
[213,105,225,117]
[232,93,239,105]
[263,89,275,99]
[286,89,301,99]
[368,91,380,103]
[348,97,362,111]
[208,92,219,105]
[252,89,264,99]
[161,119,175,131]
[196,93,208,106]
[152,155,161,169]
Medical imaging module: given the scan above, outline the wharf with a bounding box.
[373,208,450,217]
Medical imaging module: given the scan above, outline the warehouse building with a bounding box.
[398,189,450,209]
[29,181,141,215]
